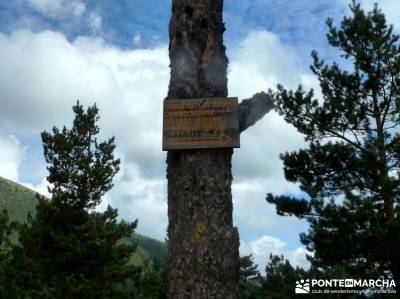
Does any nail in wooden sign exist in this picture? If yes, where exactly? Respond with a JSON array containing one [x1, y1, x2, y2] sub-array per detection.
[[163, 97, 240, 150]]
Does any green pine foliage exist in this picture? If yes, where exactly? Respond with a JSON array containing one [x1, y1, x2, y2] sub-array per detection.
[[262, 255, 306, 299], [0, 209, 22, 298], [0, 176, 168, 267], [237, 254, 335, 299], [14, 102, 139, 298], [240, 254, 261, 282], [239, 254, 262, 299], [267, 0, 400, 290], [259, 255, 364, 299], [135, 260, 166, 299]]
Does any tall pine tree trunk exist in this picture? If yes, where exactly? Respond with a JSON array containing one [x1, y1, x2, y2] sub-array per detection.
[[166, 0, 240, 298]]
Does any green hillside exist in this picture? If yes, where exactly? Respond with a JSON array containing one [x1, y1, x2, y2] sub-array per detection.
[[0, 176, 167, 266], [126, 233, 167, 266], [0, 176, 38, 223]]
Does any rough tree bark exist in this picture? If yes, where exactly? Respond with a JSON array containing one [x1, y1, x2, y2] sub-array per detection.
[[166, 1, 273, 298]]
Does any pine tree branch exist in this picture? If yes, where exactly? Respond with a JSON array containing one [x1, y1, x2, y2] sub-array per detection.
[[239, 92, 274, 133], [324, 129, 364, 151]]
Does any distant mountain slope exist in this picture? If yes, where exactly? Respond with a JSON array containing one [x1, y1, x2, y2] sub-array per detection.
[[0, 176, 38, 223], [0, 176, 167, 265], [127, 233, 167, 266]]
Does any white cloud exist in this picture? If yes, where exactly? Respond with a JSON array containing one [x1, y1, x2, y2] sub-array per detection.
[[228, 30, 314, 97], [232, 176, 309, 273], [105, 163, 168, 241], [233, 111, 306, 181], [22, 176, 51, 198], [248, 235, 287, 256], [29, 0, 85, 19], [0, 28, 169, 239], [0, 30, 116, 131], [227, 30, 311, 241], [88, 12, 102, 32], [228, 30, 316, 182], [0, 133, 24, 181], [0, 30, 169, 178], [228, 30, 314, 273], [233, 178, 303, 230], [0, 28, 312, 248], [241, 235, 311, 274], [287, 247, 311, 269]]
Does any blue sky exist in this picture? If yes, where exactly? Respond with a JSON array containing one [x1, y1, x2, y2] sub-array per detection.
[[1, 0, 345, 57], [1, 0, 399, 272]]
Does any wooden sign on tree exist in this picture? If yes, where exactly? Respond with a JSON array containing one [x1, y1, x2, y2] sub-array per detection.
[[163, 97, 240, 150]]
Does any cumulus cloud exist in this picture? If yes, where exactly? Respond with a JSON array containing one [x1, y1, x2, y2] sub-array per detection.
[[233, 178, 306, 230], [29, 0, 85, 19], [0, 28, 169, 239], [0, 133, 24, 181], [232, 176, 309, 273], [228, 30, 317, 96], [228, 30, 312, 243], [105, 164, 168, 240], [229, 30, 317, 182], [0, 136, 51, 198], [0, 28, 313, 248], [244, 235, 287, 257], [0, 29, 169, 177], [22, 176, 51, 198], [241, 235, 311, 274]]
